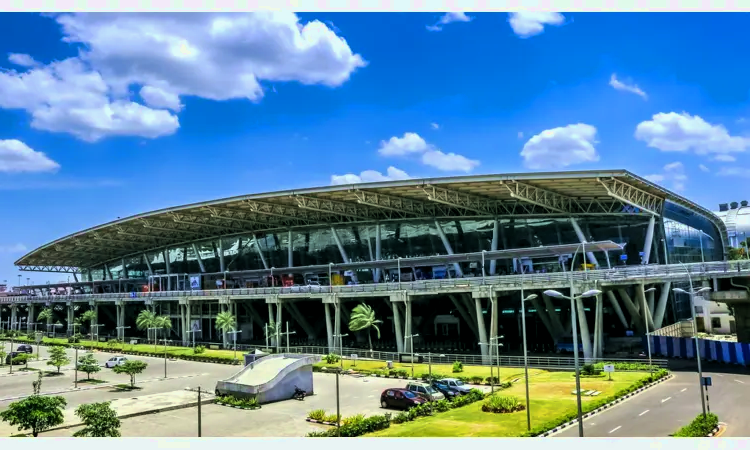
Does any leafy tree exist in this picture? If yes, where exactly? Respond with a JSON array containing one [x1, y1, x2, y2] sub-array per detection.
[[215, 311, 237, 344], [136, 309, 157, 344], [113, 360, 148, 387], [36, 308, 52, 325], [348, 303, 383, 356], [47, 346, 70, 374], [72, 402, 121, 437], [76, 309, 97, 341], [264, 320, 278, 346], [77, 353, 101, 380], [0, 395, 66, 436], [154, 315, 172, 344], [0, 348, 6, 366], [13, 353, 31, 368]]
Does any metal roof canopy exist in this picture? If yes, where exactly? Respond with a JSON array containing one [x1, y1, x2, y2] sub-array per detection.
[[15, 169, 727, 271]]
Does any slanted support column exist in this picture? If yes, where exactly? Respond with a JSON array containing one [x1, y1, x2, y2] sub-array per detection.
[[653, 282, 672, 329], [434, 220, 463, 277], [284, 301, 315, 339], [115, 300, 124, 340], [122, 258, 129, 279], [404, 297, 414, 354], [143, 254, 153, 276], [164, 250, 172, 291], [617, 288, 645, 334], [10, 304, 18, 331], [473, 297, 488, 359], [27, 303, 35, 332], [647, 289, 655, 315], [66, 302, 74, 334], [593, 295, 604, 359], [218, 240, 226, 273], [570, 218, 600, 268], [573, 287, 593, 361], [489, 218, 500, 275], [331, 227, 358, 283], [324, 302, 334, 352], [530, 296, 557, 340], [542, 294, 565, 339], [191, 243, 206, 273], [253, 235, 269, 270], [642, 215, 656, 264], [606, 291, 629, 329], [636, 284, 656, 331], [449, 294, 478, 338], [390, 294, 405, 353]]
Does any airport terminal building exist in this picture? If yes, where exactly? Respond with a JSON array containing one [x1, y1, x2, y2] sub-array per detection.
[[1, 170, 737, 358]]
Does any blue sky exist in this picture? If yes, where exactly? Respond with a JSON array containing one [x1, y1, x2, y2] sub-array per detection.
[[1, 12, 748, 285]]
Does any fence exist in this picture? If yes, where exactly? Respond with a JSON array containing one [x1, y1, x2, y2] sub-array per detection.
[[651, 319, 695, 338], [644, 335, 750, 367]]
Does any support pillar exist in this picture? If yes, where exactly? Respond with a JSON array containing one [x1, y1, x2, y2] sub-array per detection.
[[164, 250, 172, 291], [192, 243, 206, 273], [449, 294, 478, 338], [391, 296, 404, 353], [434, 220, 463, 277], [10, 304, 17, 330], [284, 301, 315, 339], [530, 296, 557, 340], [276, 300, 283, 348], [325, 303, 334, 352], [253, 234, 269, 270], [473, 297, 488, 359], [653, 282, 672, 329], [647, 289, 655, 317], [404, 297, 414, 354], [606, 291, 629, 329], [617, 288, 645, 334], [218, 240, 225, 273], [331, 227, 358, 283], [489, 218, 499, 275], [574, 290, 593, 361], [375, 223, 382, 283], [122, 258, 129, 279], [67, 302, 74, 334], [570, 218, 600, 268], [542, 294, 565, 339], [642, 215, 656, 264], [636, 284, 656, 331], [489, 294, 497, 364], [27, 303, 35, 332]]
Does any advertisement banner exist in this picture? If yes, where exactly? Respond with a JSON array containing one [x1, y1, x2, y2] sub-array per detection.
[[190, 276, 201, 290]]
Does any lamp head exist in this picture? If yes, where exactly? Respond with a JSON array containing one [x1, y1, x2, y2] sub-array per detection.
[[524, 294, 538, 301], [696, 287, 712, 294], [580, 289, 602, 298], [672, 287, 688, 295], [644, 287, 657, 294], [543, 289, 564, 298]]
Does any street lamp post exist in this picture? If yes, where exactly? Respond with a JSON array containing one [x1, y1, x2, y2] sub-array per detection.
[[673, 262, 711, 417], [186, 328, 202, 351], [8, 320, 18, 374], [332, 332, 348, 369], [544, 288, 602, 438], [227, 330, 242, 361], [74, 345, 80, 388], [641, 286, 657, 376], [116, 325, 131, 352], [90, 324, 105, 350], [405, 333, 419, 377], [481, 250, 486, 284], [520, 292, 538, 431], [279, 322, 295, 354]]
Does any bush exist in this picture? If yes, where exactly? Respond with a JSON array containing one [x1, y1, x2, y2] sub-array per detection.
[[342, 414, 365, 426], [433, 399, 451, 412], [12, 353, 31, 366], [470, 376, 484, 384], [482, 395, 526, 413], [485, 376, 500, 384], [452, 361, 464, 373], [307, 413, 391, 437], [67, 334, 83, 344], [217, 395, 259, 409], [392, 412, 409, 424], [673, 413, 719, 437], [307, 409, 326, 421], [192, 345, 205, 355], [582, 364, 602, 376], [323, 353, 340, 364], [323, 413, 341, 423], [592, 361, 657, 372]]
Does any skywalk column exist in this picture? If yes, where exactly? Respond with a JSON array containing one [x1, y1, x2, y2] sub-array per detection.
[[472, 295, 489, 361], [27, 303, 35, 332], [67, 301, 75, 335], [324, 302, 334, 352], [390, 294, 405, 353], [10, 304, 17, 330]]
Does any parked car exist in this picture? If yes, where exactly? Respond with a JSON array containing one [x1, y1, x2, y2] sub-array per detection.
[[104, 356, 128, 368], [5, 352, 25, 365], [439, 378, 472, 395], [430, 380, 460, 399], [380, 388, 427, 410], [16, 344, 33, 354], [405, 381, 445, 401]]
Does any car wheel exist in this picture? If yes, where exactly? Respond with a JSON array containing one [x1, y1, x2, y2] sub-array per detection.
[[381, 400, 388, 408]]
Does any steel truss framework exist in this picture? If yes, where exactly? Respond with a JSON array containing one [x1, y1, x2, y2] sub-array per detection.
[[15, 171, 728, 273]]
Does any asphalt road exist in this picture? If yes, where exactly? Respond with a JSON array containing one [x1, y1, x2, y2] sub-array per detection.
[[555, 367, 750, 437]]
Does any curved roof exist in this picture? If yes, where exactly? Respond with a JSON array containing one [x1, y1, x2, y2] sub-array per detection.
[[16, 169, 729, 273], [714, 206, 750, 245]]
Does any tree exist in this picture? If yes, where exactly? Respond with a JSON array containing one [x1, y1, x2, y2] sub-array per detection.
[[72, 402, 121, 437], [0, 348, 6, 366], [36, 308, 52, 326], [77, 353, 101, 380], [13, 353, 31, 368], [47, 346, 70, 374], [77, 309, 97, 342], [348, 303, 383, 356], [215, 311, 237, 345], [113, 360, 148, 387], [153, 315, 172, 344], [0, 395, 66, 437], [264, 320, 278, 347], [136, 309, 157, 344]]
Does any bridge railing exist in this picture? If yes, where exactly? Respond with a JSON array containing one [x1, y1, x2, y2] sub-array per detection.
[[4, 259, 750, 304]]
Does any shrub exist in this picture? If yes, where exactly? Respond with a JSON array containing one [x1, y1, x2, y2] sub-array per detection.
[[342, 414, 365, 426], [67, 334, 82, 344], [452, 361, 464, 373], [392, 412, 409, 424], [482, 395, 526, 413], [12, 353, 31, 366], [673, 413, 719, 437], [582, 364, 602, 376], [310, 413, 391, 437], [394, 369, 408, 378], [323, 413, 341, 423], [217, 395, 260, 409], [307, 409, 326, 421], [485, 376, 500, 384], [434, 399, 451, 412], [470, 376, 484, 384], [192, 345, 205, 355], [323, 353, 340, 364]]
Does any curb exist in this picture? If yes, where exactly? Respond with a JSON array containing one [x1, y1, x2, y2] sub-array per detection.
[[707, 423, 725, 437], [306, 418, 337, 426], [0, 367, 74, 378], [539, 374, 674, 437], [216, 402, 261, 411]]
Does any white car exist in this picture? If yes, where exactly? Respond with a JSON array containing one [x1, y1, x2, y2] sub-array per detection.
[[105, 356, 128, 368]]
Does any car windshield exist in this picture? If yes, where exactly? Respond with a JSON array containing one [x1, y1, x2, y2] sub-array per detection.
[[403, 391, 416, 399], [425, 386, 437, 394], [454, 380, 464, 386]]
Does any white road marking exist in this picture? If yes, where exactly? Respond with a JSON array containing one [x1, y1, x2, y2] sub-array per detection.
[[716, 374, 724, 377], [662, 397, 672, 403], [680, 388, 687, 392], [639, 410, 650, 416], [735, 379, 745, 384], [609, 426, 622, 434]]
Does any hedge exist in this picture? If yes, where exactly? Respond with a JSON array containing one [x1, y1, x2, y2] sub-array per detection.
[[672, 413, 719, 437]]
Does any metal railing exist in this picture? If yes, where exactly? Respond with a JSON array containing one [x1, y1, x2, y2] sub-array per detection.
[[5, 259, 750, 304]]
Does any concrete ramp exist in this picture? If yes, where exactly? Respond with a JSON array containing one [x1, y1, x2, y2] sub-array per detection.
[[215, 353, 319, 404]]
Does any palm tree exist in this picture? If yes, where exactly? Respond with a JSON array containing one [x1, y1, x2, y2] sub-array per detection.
[[136, 310, 157, 345], [264, 320, 278, 348], [215, 311, 237, 347], [348, 303, 383, 357], [37, 308, 52, 338], [76, 310, 97, 343], [153, 315, 172, 349]]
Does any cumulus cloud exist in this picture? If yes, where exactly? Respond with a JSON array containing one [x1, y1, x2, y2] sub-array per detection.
[[426, 12, 472, 31], [0, 139, 60, 173], [7, 53, 39, 68], [714, 154, 736, 162], [378, 132, 479, 173], [609, 74, 647, 100], [378, 132, 432, 156], [508, 12, 564, 38], [0, 13, 365, 141], [330, 166, 410, 185], [717, 167, 750, 178], [635, 112, 750, 158], [431, 122, 440, 130], [520, 123, 600, 170], [422, 150, 479, 172], [0, 243, 27, 253], [699, 164, 710, 172], [645, 161, 688, 192]]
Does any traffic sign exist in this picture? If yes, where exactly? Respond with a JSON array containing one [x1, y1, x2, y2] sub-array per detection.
[[603, 364, 615, 373]]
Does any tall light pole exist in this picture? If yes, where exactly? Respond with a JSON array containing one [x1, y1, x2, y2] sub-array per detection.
[[332, 333, 348, 369], [186, 328, 201, 351], [544, 288, 602, 438], [279, 322, 295, 354], [116, 325, 131, 352], [227, 329, 242, 361], [405, 333, 419, 377], [641, 286, 657, 375], [8, 320, 18, 374], [520, 292, 538, 431], [673, 262, 711, 417]]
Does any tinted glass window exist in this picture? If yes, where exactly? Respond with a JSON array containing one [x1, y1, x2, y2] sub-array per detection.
[[403, 391, 416, 399]]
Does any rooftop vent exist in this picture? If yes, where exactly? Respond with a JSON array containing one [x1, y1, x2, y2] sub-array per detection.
[[742, 200, 749, 207], [719, 203, 729, 212], [731, 202, 739, 209]]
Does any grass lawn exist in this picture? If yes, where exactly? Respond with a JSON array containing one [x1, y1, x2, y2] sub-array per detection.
[[315, 359, 546, 380], [369, 371, 649, 437]]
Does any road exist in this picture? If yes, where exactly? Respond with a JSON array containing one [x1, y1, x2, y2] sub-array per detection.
[[555, 367, 750, 437]]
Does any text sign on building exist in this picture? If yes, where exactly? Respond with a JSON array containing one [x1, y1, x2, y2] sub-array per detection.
[[603, 364, 615, 373]]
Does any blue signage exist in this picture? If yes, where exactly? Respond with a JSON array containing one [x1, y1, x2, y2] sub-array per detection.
[[620, 254, 628, 261], [129, 292, 137, 298]]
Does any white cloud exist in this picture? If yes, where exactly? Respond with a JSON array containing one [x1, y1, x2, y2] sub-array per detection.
[[378, 132, 431, 156], [699, 164, 710, 172], [426, 12, 472, 31], [7, 53, 39, 68], [717, 167, 750, 178], [0, 243, 27, 253], [714, 154, 736, 162], [635, 112, 750, 158], [0, 13, 365, 141], [609, 74, 647, 100], [431, 122, 440, 130], [422, 150, 479, 172], [645, 161, 687, 192], [508, 12, 564, 38], [330, 166, 410, 185], [0, 139, 60, 173], [520, 123, 600, 169]]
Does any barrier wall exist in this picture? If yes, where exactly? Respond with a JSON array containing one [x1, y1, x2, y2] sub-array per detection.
[[643, 335, 750, 366]]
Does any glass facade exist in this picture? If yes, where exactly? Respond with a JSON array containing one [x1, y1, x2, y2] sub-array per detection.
[[663, 201, 723, 264]]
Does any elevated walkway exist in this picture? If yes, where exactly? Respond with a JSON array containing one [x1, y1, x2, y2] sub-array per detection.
[[215, 354, 319, 404]]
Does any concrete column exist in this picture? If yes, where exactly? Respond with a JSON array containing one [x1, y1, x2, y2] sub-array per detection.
[[489, 295, 497, 364], [575, 292, 593, 361], [218, 240, 226, 273], [530, 296, 557, 340], [616, 288, 645, 334], [653, 282, 672, 329], [542, 294, 565, 339], [333, 298, 341, 352], [325, 303, 334, 351], [605, 291, 629, 329], [391, 297, 404, 353], [489, 218, 499, 275], [276, 300, 282, 348], [253, 235, 269, 270], [67, 303, 74, 334], [404, 298, 414, 354], [375, 223, 382, 283], [267, 303, 275, 347], [733, 304, 750, 344], [287, 230, 294, 268], [642, 215, 656, 264], [122, 258, 129, 279], [434, 220, 463, 277], [647, 289, 655, 316], [27, 303, 35, 332], [636, 285, 656, 331], [192, 243, 206, 273], [284, 301, 315, 339], [10, 304, 18, 330], [186, 302, 192, 344], [474, 297, 488, 358], [164, 250, 172, 291], [570, 218, 600, 268], [331, 227, 358, 283], [449, 294, 478, 337]]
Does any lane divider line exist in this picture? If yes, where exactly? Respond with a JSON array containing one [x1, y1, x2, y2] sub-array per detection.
[[680, 388, 687, 392], [661, 397, 671, 403], [609, 426, 622, 434], [639, 410, 649, 416]]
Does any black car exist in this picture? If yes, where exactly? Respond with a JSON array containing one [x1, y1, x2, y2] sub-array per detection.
[[5, 352, 23, 365], [430, 381, 460, 399], [16, 344, 33, 354]]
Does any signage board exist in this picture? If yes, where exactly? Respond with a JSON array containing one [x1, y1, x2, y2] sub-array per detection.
[[34, 332, 43, 344], [189, 276, 201, 290], [603, 364, 615, 373], [620, 254, 628, 261]]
